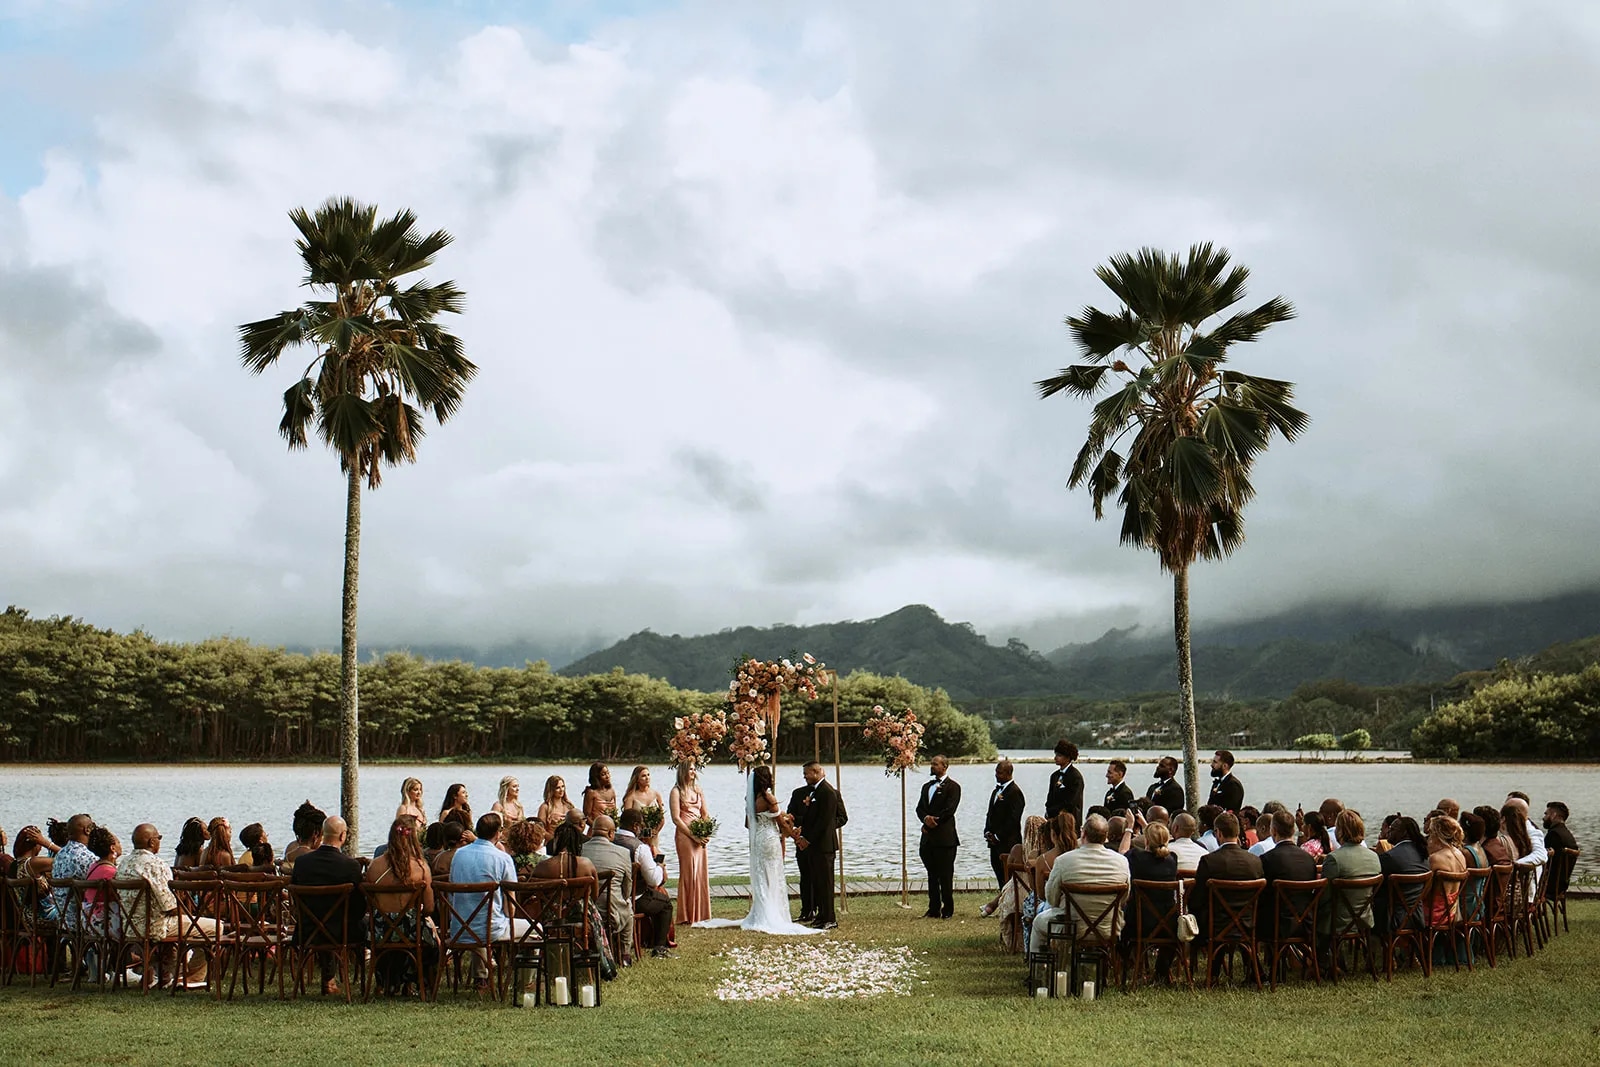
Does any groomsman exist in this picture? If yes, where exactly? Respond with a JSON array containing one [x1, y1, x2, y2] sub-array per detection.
[[983, 759, 1025, 890], [1103, 759, 1135, 813], [1208, 750, 1245, 813], [916, 755, 961, 919], [1146, 756, 1186, 812], [1044, 739, 1084, 830]]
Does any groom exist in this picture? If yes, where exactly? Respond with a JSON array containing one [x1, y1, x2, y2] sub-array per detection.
[[792, 762, 840, 929]]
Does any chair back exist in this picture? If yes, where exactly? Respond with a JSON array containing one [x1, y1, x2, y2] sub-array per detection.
[[1457, 867, 1491, 928], [435, 881, 503, 948], [1383, 871, 1433, 932], [3, 876, 49, 933], [108, 878, 161, 941], [1204, 878, 1265, 944], [1060, 881, 1129, 947], [220, 877, 288, 941], [362, 882, 431, 958], [1485, 864, 1514, 923], [1129, 879, 1181, 942], [1423, 869, 1465, 929], [1269, 878, 1325, 942], [1548, 848, 1579, 900], [287, 883, 360, 946], [1328, 874, 1383, 936]]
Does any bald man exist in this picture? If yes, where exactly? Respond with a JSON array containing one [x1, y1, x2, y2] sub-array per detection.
[[983, 759, 1026, 895], [291, 815, 365, 995]]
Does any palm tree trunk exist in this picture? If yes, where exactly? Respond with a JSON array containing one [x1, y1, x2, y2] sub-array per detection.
[[339, 465, 362, 856], [1173, 564, 1200, 812]]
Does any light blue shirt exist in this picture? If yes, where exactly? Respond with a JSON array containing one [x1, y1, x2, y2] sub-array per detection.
[[447, 839, 516, 941]]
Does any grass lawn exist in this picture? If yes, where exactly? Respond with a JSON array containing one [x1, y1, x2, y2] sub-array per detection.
[[6, 896, 1597, 1066]]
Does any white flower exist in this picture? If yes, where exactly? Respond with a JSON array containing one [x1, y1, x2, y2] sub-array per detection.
[[803, 653, 816, 665]]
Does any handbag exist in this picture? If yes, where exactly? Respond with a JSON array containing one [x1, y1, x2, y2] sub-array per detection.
[[1176, 881, 1199, 942]]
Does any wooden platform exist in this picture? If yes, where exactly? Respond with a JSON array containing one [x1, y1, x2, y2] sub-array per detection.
[[702, 877, 996, 900]]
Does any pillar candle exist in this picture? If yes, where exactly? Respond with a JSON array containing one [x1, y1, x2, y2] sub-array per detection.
[[1081, 980, 1096, 1001], [578, 984, 597, 1008], [553, 976, 570, 1005]]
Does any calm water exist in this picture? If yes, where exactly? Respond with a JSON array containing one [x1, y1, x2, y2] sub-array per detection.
[[2, 752, 1592, 881]]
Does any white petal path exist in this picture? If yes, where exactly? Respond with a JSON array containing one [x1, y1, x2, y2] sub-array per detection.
[[713, 940, 926, 1002]]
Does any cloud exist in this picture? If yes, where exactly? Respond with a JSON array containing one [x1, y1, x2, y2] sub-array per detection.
[[0, 0, 1597, 660]]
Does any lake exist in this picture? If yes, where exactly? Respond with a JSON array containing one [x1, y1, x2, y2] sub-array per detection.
[[2, 752, 1592, 882]]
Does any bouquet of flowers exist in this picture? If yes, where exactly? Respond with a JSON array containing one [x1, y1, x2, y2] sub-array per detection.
[[668, 709, 728, 768], [640, 804, 665, 838], [726, 653, 827, 771], [688, 815, 719, 842], [861, 704, 925, 776]]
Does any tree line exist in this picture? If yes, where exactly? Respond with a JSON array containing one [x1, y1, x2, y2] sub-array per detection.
[[0, 607, 996, 764]]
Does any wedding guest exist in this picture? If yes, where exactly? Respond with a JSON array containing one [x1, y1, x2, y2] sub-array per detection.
[[1044, 739, 1084, 829], [397, 778, 426, 824], [1299, 811, 1332, 859], [283, 801, 326, 872], [505, 818, 548, 880], [1475, 806, 1514, 868], [1247, 813, 1276, 856], [1544, 802, 1578, 894], [291, 816, 365, 997], [582, 815, 636, 964], [1191, 812, 1262, 973], [172, 817, 206, 870], [670, 764, 710, 925], [1107, 815, 1132, 855], [916, 755, 961, 920], [438, 783, 472, 826], [1197, 805, 1222, 852], [492, 777, 525, 826], [237, 823, 273, 869], [617, 808, 674, 958], [199, 816, 235, 868], [1437, 798, 1461, 821], [1124, 821, 1178, 982], [1239, 806, 1263, 847], [364, 817, 437, 995], [538, 776, 577, 832], [430, 820, 468, 880], [621, 766, 666, 852], [530, 820, 598, 882], [9, 826, 58, 926], [1031, 813, 1129, 953], [1170, 813, 1208, 871], [1260, 810, 1316, 942], [49, 813, 96, 926], [582, 763, 616, 823], [83, 826, 121, 926], [1374, 815, 1429, 932], [1426, 815, 1467, 922]]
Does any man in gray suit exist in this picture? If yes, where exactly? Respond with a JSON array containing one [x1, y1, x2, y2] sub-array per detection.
[[582, 815, 635, 964]]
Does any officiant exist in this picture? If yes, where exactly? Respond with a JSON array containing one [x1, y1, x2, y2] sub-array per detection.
[[791, 762, 840, 929]]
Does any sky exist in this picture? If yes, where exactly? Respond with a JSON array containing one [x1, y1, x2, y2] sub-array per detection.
[[2, 0, 1598, 663]]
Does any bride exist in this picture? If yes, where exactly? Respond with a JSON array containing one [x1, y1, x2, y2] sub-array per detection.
[[694, 764, 820, 935]]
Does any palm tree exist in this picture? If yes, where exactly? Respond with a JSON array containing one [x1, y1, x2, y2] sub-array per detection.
[[1037, 244, 1307, 812], [239, 197, 475, 853]]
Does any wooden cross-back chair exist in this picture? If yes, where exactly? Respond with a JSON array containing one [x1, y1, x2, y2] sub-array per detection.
[[1379, 871, 1433, 980], [1126, 879, 1186, 990], [286, 882, 362, 1003], [1265, 878, 1326, 990], [1201, 878, 1265, 991], [1325, 875, 1382, 983], [219, 876, 288, 1000], [433, 881, 505, 999], [362, 882, 434, 1001]]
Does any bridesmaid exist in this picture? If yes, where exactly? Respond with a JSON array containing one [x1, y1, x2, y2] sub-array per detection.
[[622, 766, 666, 853], [397, 777, 426, 824], [671, 764, 711, 924], [492, 776, 525, 826], [582, 763, 616, 823]]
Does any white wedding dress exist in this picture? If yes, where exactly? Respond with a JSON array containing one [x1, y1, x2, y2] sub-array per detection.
[[693, 776, 820, 935]]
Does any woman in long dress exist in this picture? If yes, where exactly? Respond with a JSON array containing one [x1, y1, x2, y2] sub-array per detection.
[[671, 764, 711, 924], [492, 776, 525, 826], [622, 766, 666, 854], [694, 765, 821, 935]]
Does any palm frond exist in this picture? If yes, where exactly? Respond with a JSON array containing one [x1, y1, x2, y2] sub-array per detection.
[[238, 310, 311, 373], [1066, 307, 1145, 359], [1206, 297, 1296, 347], [1166, 435, 1221, 507], [278, 378, 317, 448], [1036, 364, 1111, 399], [1200, 400, 1269, 466], [1222, 372, 1310, 440]]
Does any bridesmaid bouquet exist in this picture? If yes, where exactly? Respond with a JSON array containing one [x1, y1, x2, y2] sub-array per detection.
[[668, 709, 728, 768], [861, 704, 925, 776], [688, 816, 719, 841], [640, 804, 666, 838], [726, 653, 827, 771]]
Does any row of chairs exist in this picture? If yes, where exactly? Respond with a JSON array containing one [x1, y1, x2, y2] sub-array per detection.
[[1017, 847, 1579, 995], [0, 872, 605, 1006]]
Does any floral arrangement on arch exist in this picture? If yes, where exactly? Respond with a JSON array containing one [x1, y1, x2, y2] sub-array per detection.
[[726, 653, 827, 771], [668, 709, 729, 768], [861, 704, 925, 776]]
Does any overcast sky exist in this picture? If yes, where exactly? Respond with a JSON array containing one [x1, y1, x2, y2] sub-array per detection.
[[1, 0, 1597, 661]]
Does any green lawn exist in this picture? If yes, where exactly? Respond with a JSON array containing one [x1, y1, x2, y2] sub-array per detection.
[[7, 897, 1598, 1066]]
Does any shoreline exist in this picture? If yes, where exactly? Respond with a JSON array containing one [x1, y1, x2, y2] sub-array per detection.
[[5, 755, 1600, 768]]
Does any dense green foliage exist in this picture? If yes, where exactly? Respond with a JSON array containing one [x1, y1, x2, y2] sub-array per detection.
[[0, 607, 994, 763], [1411, 664, 1600, 759]]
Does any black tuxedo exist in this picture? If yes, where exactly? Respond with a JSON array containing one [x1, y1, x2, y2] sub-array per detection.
[[1208, 772, 1245, 814], [1045, 764, 1084, 829], [983, 780, 1026, 888], [916, 775, 961, 917], [1104, 781, 1135, 814], [1546, 823, 1578, 893], [787, 785, 814, 919], [290, 844, 365, 981], [1260, 841, 1317, 940], [796, 779, 840, 924], [1146, 776, 1185, 813]]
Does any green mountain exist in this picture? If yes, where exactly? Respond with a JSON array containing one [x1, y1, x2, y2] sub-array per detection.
[[557, 604, 1064, 700]]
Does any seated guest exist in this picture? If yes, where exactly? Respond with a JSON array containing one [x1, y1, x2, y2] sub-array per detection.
[[1436, 798, 1461, 821], [1426, 815, 1467, 925], [1021, 813, 1074, 946], [1506, 792, 1547, 865], [1374, 815, 1429, 932], [199, 817, 234, 868], [1260, 810, 1317, 942], [1197, 805, 1222, 852], [9, 826, 60, 924], [172, 817, 206, 870], [290, 816, 365, 996], [993, 815, 1047, 949], [1319, 809, 1382, 936], [82, 827, 122, 931], [282, 801, 326, 872], [236, 823, 271, 869], [1107, 815, 1131, 855], [1191, 811, 1264, 947], [431, 820, 469, 880], [1248, 814, 1276, 857], [504, 818, 548, 880], [531, 820, 599, 882], [116, 823, 220, 985], [1299, 811, 1332, 859], [49, 813, 97, 929], [1503, 795, 1547, 886], [422, 822, 446, 864], [1030, 813, 1130, 954], [447, 813, 525, 988], [1476, 806, 1514, 868], [1543, 802, 1578, 894], [1123, 821, 1178, 982], [1169, 813, 1208, 872], [1130, 806, 1169, 852], [1238, 806, 1262, 847], [582, 814, 636, 964], [617, 808, 675, 958], [364, 818, 438, 995]]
